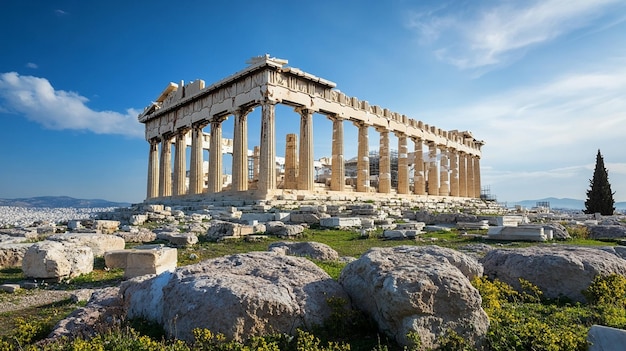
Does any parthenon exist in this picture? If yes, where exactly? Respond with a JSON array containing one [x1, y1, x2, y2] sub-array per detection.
[[138, 55, 484, 202]]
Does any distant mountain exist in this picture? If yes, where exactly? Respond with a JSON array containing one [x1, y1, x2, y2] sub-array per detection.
[[0, 196, 131, 208], [510, 197, 626, 211]]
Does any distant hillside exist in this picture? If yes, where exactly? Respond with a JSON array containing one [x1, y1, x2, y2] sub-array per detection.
[[510, 197, 626, 210], [0, 196, 131, 208]]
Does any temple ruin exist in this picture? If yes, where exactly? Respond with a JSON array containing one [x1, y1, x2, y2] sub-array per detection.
[[138, 55, 484, 202]]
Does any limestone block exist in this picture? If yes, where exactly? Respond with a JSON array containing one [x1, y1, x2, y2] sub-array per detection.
[[457, 221, 490, 230], [289, 213, 320, 225], [320, 217, 362, 228], [125, 247, 177, 278], [143, 204, 164, 212], [105, 245, 177, 279], [0, 243, 33, 268], [156, 232, 198, 247], [495, 216, 523, 227], [48, 233, 125, 257], [22, 241, 94, 279], [130, 215, 148, 226], [240, 213, 276, 223], [361, 218, 375, 229], [487, 226, 547, 242], [395, 222, 426, 231], [382, 229, 422, 239], [93, 220, 120, 234]]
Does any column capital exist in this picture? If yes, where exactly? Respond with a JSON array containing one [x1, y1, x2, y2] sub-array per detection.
[[374, 126, 389, 134], [235, 106, 254, 117], [393, 131, 406, 138], [326, 113, 345, 122], [294, 106, 314, 116]]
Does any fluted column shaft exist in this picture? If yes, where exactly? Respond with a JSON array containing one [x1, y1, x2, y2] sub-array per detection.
[[189, 124, 205, 195], [173, 130, 188, 196], [450, 149, 460, 197], [377, 129, 391, 193], [467, 154, 475, 198], [413, 138, 425, 195], [159, 135, 172, 197], [207, 120, 223, 193], [330, 116, 345, 191], [356, 122, 369, 192], [459, 152, 468, 197], [232, 108, 251, 191], [427, 142, 439, 195], [284, 134, 298, 189], [297, 108, 314, 191], [439, 146, 450, 196], [147, 139, 159, 199], [258, 102, 276, 192], [396, 133, 409, 194], [473, 156, 481, 199]]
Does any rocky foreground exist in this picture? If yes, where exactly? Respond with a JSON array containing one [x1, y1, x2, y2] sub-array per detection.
[[1, 201, 626, 350]]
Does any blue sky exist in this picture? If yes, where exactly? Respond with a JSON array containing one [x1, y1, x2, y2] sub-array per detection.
[[1, 0, 625, 205]]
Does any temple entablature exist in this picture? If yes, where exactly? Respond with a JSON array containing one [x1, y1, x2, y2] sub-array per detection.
[[138, 55, 485, 201]]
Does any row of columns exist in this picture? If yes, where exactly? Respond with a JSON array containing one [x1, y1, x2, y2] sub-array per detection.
[[146, 102, 481, 199]]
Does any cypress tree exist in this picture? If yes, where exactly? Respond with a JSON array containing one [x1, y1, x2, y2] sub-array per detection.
[[584, 150, 615, 215]]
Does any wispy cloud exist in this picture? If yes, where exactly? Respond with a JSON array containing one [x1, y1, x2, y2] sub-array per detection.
[[55, 9, 68, 16], [0, 72, 143, 138], [418, 58, 626, 201], [25, 62, 38, 69], [407, 0, 626, 69]]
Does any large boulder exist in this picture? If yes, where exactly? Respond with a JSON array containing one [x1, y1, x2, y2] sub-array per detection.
[[48, 233, 125, 257], [268, 241, 339, 261], [22, 241, 94, 279], [121, 251, 349, 342], [339, 245, 487, 349], [481, 246, 626, 302]]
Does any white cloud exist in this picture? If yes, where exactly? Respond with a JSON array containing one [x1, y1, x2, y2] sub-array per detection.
[[25, 62, 38, 69], [418, 59, 626, 201], [55, 9, 68, 16], [0, 72, 143, 138], [407, 0, 626, 69]]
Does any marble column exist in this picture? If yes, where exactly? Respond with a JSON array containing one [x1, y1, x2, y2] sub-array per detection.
[[159, 134, 172, 197], [355, 122, 369, 192], [258, 102, 276, 192], [427, 141, 439, 195], [253, 146, 260, 182], [207, 119, 223, 193], [449, 149, 460, 197], [396, 133, 409, 194], [284, 133, 298, 189], [330, 115, 345, 192], [438, 146, 450, 196], [413, 138, 425, 195], [173, 129, 188, 196], [467, 154, 475, 198], [378, 128, 391, 194], [473, 156, 481, 199], [232, 108, 252, 191], [297, 108, 314, 191], [189, 123, 205, 195], [459, 152, 468, 197], [147, 139, 159, 199]]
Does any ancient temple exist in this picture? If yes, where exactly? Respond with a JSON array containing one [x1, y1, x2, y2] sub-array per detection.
[[138, 55, 484, 201]]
